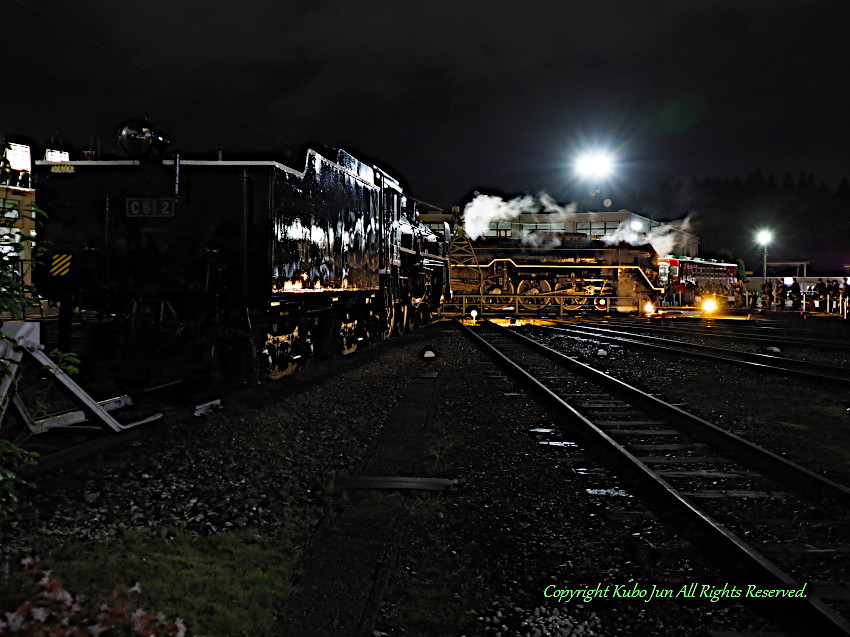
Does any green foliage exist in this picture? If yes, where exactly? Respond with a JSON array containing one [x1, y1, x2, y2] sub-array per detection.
[[0, 439, 37, 523], [1, 558, 187, 635], [30, 529, 297, 635], [43, 350, 81, 376], [1, 197, 49, 520]]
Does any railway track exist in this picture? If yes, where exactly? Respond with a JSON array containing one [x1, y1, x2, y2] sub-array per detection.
[[581, 317, 850, 353], [533, 321, 850, 384], [460, 319, 850, 635]]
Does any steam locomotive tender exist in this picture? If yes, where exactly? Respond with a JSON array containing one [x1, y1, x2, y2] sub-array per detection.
[[34, 147, 449, 383]]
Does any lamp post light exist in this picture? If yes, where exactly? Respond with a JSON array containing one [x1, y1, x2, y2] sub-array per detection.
[[575, 152, 614, 180], [756, 230, 772, 279], [574, 151, 615, 210]]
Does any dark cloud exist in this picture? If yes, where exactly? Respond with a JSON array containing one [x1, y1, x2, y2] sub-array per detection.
[[2, 0, 848, 203]]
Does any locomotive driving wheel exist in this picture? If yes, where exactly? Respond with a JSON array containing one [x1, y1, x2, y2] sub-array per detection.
[[336, 311, 368, 356], [409, 303, 430, 330], [517, 279, 552, 310], [379, 291, 398, 340], [555, 281, 589, 307], [482, 274, 515, 309], [264, 323, 312, 380], [393, 302, 408, 336]]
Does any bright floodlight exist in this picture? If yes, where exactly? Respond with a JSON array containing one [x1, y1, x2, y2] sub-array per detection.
[[575, 152, 613, 179], [756, 230, 772, 245]]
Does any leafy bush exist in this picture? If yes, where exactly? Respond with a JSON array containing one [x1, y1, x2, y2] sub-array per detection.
[[0, 440, 36, 523], [1, 558, 188, 635]]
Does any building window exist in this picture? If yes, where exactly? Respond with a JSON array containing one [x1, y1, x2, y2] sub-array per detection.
[[522, 222, 562, 232], [575, 221, 621, 236], [485, 222, 513, 237]]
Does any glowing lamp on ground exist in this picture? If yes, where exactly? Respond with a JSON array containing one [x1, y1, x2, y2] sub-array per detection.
[[470, 309, 478, 324], [702, 298, 719, 314]]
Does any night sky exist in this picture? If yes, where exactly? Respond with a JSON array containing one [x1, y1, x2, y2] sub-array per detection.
[[3, 1, 849, 253]]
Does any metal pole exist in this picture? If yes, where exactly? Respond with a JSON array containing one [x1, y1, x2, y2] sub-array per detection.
[[762, 245, 768, 279], [104, 194, 110, 284]]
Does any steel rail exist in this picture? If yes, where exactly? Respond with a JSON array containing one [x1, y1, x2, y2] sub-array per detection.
[[505, 322, 850, 504], [458, 319, 850, 635], [583, 318, 850, 352], [536, 322, 850, 384]]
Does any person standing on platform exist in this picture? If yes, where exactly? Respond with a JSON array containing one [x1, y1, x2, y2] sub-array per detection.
[[774, 279, 786, 310], [790, 278, 802, 311], [761, 278, 773, 310]]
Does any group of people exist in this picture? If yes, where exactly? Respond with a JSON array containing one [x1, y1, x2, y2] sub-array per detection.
[[664, 277, 850, 313], [759, 278, 801, 310], [759, 277, 848, 311]]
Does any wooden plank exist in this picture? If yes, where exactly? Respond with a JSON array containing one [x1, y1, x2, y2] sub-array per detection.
[[334, 476, 456, 492]]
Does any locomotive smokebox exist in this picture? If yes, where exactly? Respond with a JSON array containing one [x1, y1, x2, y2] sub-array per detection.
[[116, 118, 171, 158]]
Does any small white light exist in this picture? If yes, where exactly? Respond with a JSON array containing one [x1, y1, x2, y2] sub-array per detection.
[[756, 230, 772, 245], [643, 302, 655, 315], [784, 277, 794, 286], [630, 220, 644, 232]]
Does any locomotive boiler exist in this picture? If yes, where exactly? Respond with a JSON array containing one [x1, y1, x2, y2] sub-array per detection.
[[33, 141, 449, 384]]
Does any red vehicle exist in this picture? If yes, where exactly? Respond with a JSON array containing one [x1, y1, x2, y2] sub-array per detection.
[[658, 257, 738, 289], [658, 256, 739, 307]]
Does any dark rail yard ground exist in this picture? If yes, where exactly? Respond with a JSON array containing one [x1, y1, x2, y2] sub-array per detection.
[[2, 315, 850, 635]]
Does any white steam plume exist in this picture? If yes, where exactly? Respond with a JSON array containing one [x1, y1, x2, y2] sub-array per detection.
[[462, 192, 577, 240], [601, 214, 695, 257], [462, 194, 537, 239]]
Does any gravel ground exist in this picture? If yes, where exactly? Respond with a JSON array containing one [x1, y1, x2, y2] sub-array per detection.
[[2, 321, 833, 635], [372, 325, 777, 636]]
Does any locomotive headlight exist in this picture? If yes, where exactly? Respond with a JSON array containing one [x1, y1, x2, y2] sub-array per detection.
[[643, 302, 655, 315], [595, 298, 607, 307], [702, 298, 718, 314]]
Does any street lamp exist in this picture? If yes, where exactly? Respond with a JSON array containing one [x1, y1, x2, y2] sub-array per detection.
[[575, 152, 614, 180], [756, 230, 772, 279], [574, 151, 615, 209]]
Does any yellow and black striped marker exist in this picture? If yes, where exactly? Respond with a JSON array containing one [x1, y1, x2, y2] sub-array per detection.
[[50, 254, 72, 276]]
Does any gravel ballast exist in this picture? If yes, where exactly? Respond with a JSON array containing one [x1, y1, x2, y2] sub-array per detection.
[[3, 320, 843, 635]]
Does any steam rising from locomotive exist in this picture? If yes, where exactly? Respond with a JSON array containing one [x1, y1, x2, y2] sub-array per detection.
[[601, 214, 695, 258]]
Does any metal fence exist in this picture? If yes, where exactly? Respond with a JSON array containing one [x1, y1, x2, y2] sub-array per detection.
[[440, 293, 643, 317]]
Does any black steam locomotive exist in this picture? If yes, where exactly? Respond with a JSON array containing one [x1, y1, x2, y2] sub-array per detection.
[[33, 133, 449, 385], [446, 230, 661, 315]]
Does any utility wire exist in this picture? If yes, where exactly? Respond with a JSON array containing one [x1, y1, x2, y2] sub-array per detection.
[[4, 0, 294, 146]]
